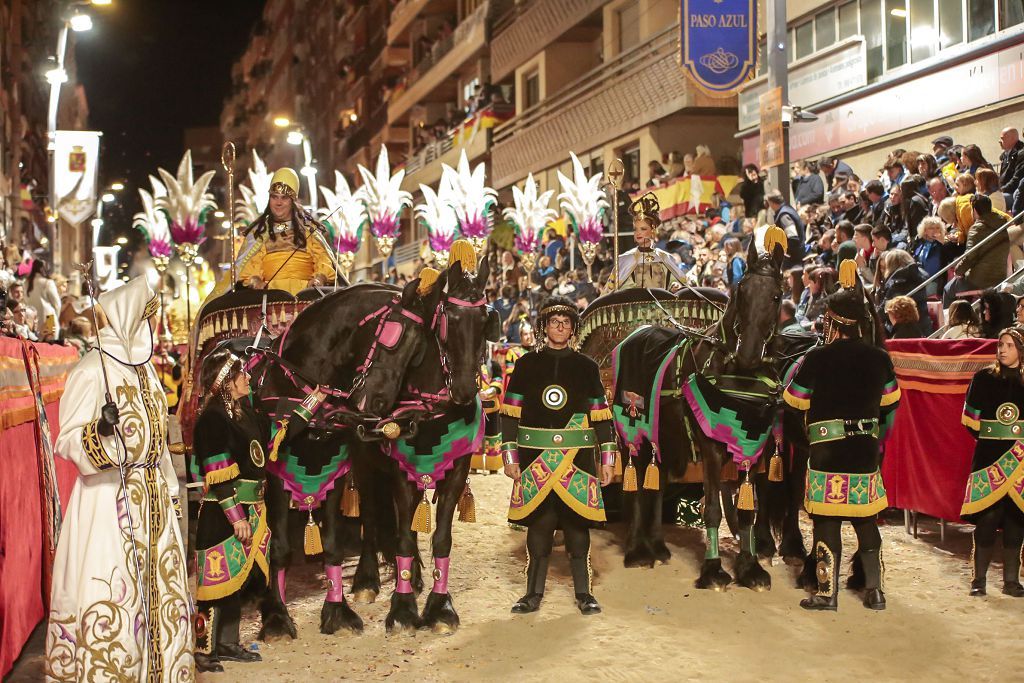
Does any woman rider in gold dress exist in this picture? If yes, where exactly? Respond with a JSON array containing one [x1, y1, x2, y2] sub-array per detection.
[[239, 168, 335, 295]]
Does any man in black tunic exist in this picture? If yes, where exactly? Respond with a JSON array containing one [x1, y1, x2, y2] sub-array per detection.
[[783, 260, 901, 611], [501, 296, 617, 614], [960, 326, 1024, 597]]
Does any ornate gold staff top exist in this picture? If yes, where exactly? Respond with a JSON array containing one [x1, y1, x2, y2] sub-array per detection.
[[221, 141, 237, 286], [605, 158, 624, 286]]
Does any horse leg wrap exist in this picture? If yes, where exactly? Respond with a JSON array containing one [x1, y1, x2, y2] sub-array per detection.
[[276, 569, 287, 603], [325, 564, 344, 602], [705, 527, 720, 560], [432, 557, 450, 594], [396, 555, 414, 594], [739, 527, 755, 556]]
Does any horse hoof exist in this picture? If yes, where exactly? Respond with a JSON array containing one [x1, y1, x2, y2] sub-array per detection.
[[624, 545, 656, 569], [735, 553, 772, 591], [651, 541, 672, 564], [695, 560, 732, 591], [385, 592, 420, 634], [783, 554, 807, 567], [320, 599, 364, 635], [420, 591, 460, 635], [351, 588, 379, 605], [258, 609, 298, 641]]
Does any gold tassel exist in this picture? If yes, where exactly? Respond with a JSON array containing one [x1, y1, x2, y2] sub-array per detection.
[[613, 451, 623, 477], [411, 489, 432, 533], [622, 456, 638, 492], [457, 481, 476, 523], [768, 454, 784, 482], [341, 478, 360, 518], [269, 419, 289, 462], [643, 461, 660, 490], [304, 511, 323, 555], [737, 479, 756, 511]]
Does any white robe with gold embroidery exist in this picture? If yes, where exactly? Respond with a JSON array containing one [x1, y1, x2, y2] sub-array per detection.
[[45, 277, 194, 682]]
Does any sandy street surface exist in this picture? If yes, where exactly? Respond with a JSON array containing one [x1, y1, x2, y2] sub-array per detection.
[[10, 471, 1022, 682], [203, 472, 1021, 683]]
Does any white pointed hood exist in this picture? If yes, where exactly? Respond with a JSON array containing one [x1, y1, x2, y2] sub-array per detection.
[[97, 276, 156, 366]]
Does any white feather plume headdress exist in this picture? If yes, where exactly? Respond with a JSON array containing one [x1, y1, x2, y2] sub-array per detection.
[[133, 175, 172, 258], [357, 145, 412, 240], [557, 152, 608, 246], [441, 149, 497, 239], [503, 173, 557, 256], [319, 171, 367, 255], [155, 150, 217, 246], [415, 176, 459, 254], [234, 150, 273, 226]]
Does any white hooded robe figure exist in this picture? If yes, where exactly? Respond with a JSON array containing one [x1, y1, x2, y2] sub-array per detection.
[[45, 276, 194, 682]]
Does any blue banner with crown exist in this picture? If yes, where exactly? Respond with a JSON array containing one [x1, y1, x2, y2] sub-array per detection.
[[679, 0, 758, 97]]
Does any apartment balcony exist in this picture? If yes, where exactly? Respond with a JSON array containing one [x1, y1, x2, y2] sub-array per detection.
[[387, 1, 490, 125], [399, 122, 490, 193], [370, 123, 408, 152], [491, 27, 731, 188], [491, 0, 606, 82], [386, 0, 433, 46]]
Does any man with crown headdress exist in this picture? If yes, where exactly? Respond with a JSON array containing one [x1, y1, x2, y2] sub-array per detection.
[[783, 260, 900, 612], [615, 192, 686, 290], [238, 168, 335, 296], [45, 276, 194, 682]]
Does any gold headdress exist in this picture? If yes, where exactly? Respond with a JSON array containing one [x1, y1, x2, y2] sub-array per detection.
[[210, 353, 242, 393], [762, 226, 788, 255], [417, 267, 440, 295], [269, 167, 300, 200], [630, 192, 661, 227]]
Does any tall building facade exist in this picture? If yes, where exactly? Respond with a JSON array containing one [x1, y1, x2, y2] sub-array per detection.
[[740, 0, 1024, 177]]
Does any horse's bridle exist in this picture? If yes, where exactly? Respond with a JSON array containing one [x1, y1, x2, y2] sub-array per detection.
[[430, 293, 487, 392], [349, 296, 426, 392]]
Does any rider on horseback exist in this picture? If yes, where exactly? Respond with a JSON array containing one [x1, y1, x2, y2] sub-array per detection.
[[783, 260, 901, 612], [502, 296, 617, 615], [239, 168, 335, 295]]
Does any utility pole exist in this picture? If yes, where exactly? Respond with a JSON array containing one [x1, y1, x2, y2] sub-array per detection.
[[766, 0, 790, 203]]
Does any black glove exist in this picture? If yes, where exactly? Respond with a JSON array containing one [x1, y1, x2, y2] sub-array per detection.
[[97, 401, 119, 437]]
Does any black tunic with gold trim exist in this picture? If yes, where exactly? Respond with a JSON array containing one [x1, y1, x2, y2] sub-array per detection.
[[194, 401, 271, 602], [501, 347, 616, 526], [960, 367, 1024, 521], [783, 339, 901, 517]]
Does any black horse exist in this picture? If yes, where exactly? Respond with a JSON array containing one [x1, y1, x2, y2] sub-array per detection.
[[349, 255, 497, 634], [614, 237, 785, 590], [254, 278, 445, 638]]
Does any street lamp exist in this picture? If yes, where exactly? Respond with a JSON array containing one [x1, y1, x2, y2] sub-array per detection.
[[273, 116, 291, 128], [45, 67, 68, 85], [101, 192, 115, 203], [286, 130, 304, 146], [110, 181, 124, 191], [69, 11, 93, 32]]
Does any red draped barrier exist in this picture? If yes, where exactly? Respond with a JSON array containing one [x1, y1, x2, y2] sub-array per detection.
[[0, 339, 78, 678], [882, 338, 997, 522]]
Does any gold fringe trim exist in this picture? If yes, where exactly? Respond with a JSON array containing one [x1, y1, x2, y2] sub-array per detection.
[[341, 477, 360, 518], [622, 457, 638, 492], [411, 490, 432, 533], [457, 481, 476, 523], [768, 454, 784, 482], [204, 463, 240, 488], [269, 418, 289, 462], [589, 408, 613, 422], [880, 387, 902, 407], [782, 390, 810, 411], [500, 404, 522, 418]]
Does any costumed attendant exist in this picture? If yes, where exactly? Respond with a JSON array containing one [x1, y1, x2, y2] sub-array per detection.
[[239, 168, 335, 295], [471, 351, 505, 472], [960, 327, 1024, 597], [193, 348, 270, 671], [615, 192, 686, 290], [502, 296, 617, 614], [45, 276, 194, 682], [502, 321, 535, 393], [783, 260, 900, 611]]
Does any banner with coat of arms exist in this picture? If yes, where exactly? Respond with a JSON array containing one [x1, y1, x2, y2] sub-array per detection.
[[53, 130, 102, 229], [679, 0, 758, 97]]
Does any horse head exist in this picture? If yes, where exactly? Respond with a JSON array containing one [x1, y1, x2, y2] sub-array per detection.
[[432, 243, 497, 406], [721, 237, 785, 372]]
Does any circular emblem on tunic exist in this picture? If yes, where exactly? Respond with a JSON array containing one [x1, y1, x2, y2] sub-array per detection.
[[250, 440, 265, 467], [997, 402, 1020, 425], [818, 426, 828, 437], [542, 385, 567, 410]]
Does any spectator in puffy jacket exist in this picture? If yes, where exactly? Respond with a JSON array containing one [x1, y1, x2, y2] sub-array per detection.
[[876, 249, 933, 336], [944, 194, 1011, 306]]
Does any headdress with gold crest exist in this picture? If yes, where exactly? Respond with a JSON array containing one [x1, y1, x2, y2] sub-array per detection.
[[822, 259, 868, 342], [630, 192, 661, 228], [269, 167, 300, 201]]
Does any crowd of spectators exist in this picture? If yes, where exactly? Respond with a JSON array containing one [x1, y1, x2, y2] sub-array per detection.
[[444, 127, 1024, 345]]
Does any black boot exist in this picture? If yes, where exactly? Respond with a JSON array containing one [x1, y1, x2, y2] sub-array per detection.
[[511, 555, 549, 613], [195, 653, 224, 673], [570, 554, 601, 615], [971, 540, 994, 596], [195, 605, 223, 672], [859, 548, 886, 610], [217, 642, 262, 663], [1002, 542, 1024, 597], [800, 541, 839, 611]]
